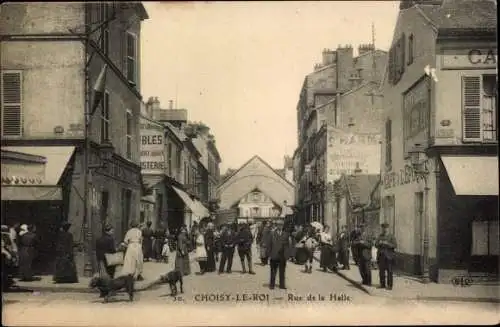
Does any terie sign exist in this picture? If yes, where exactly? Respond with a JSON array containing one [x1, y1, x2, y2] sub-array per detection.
[[140, 118, 165, 173]]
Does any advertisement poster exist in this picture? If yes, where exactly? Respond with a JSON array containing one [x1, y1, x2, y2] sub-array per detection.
[[140, 117, 165, 174]]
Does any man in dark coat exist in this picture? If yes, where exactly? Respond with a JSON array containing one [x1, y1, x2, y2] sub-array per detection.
[[258, 221, 272, 265], [218, 224, 236, 274], [338, 225, 350, 270], [204, 222, 216, 272], [350, 226, 361, 265], [375, 223, 397, 290], [237, 223, 255, 274], [353, 224, 373, 286], [18, 224, 38, 281], [142, 221, 154, 262], [53, 222, 78, 283], [266, 220, 291, 289], [96, 224, 117, 279]]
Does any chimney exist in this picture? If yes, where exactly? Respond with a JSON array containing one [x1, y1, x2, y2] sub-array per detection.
[[152, 97, 161, 110], [353, 162, 362, 175], [358, 43, 375, 56], [322, 48, 336, 66], [169, 100, 173, 110]]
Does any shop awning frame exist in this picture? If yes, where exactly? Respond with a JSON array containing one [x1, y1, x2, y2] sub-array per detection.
[[441, 155, 498, 196], [171, 186, 208, 222], [1, 185, 62, 201]]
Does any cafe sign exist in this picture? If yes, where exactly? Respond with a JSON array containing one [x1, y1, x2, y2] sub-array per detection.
[[140, 117, 165, 174], [441, 48, 497, 69]]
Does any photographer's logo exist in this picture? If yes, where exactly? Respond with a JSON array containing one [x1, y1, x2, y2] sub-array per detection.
[[451, 276, 473, 287]]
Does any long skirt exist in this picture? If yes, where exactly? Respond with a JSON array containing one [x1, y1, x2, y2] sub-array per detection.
[[116, 243, 143, 279], [259, 245, 268, 259], [142, 239, 153, 259], [53, 254, 78, 283], [175, 252, 191, 276], [319, 244, 336, 270], [18, 246, 35, 281], [205, 249, 216, 272], [295, 247, 308, 265]]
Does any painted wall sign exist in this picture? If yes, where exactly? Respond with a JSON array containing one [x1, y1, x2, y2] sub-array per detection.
[[441, 49, 497, 69], [326, 128, 380, 182], [140, 118, 165, 174], [382, 163, 429, 189]]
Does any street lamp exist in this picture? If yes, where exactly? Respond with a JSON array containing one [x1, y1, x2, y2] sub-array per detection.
[[408, 143, 431, 283]]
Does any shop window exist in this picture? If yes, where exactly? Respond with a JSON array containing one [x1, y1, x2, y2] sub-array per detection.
[[1, 71, 23, 137], [462, 75, 498, 142], [472, 220, 499, 256], [100, 91, 110, 142]]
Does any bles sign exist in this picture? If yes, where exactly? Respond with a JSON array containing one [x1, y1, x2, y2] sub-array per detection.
[[140, 121, 165, 172]]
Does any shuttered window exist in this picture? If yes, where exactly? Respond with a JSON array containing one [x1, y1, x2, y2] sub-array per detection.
[[462, 76, 482, 141], [100, 91, 110, 142], [126, 110, 132, 159], [385, 119, 392, 169], [1, 71, 23, 137], [126, 32, 137, 85]]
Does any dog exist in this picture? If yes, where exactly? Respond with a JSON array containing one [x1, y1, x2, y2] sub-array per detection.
[[158, 270, 183, 296], [89, 275, 135, 303]]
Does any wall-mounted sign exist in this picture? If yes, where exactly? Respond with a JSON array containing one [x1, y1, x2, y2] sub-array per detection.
[[140, 118, 165, 174], [382, 163, 429, 189], [436, 128, 455, 138], [441, 49, 497, 69], [326, 128, 381, 182]]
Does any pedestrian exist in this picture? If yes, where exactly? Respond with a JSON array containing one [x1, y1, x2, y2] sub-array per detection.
[[237, 223, 255, 274], [9, 223, 19, 254], [195, 226, 208, 274], [2, 237, 17, 290], [218, 224, 236, 274], [116, 221, 144, 281], [96, 224, 117, 279], [53, 222, 78, 284], [353, 224, 373, 286], [302, 226, 319, 273], [142, 221, 154, 262], [190, 222, 198, 251], [258, 221, 271, 265], [204, 222, 216, 272], [319, 225, 336, 272], [350, 226, 361, 266], [266, 220, 291, 290], [375, 223, 397, 290], [18, 224, 38, 281], [175, 225, 191, 276], [337, 225, 350, 270]]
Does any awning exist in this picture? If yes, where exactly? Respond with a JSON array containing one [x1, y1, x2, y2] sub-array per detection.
[[171, 186, 202, 222], [2, 146, 75, 185], [1, 186, 62, 201], [193, 199, 210, 218], [441, 156, 499, 196]]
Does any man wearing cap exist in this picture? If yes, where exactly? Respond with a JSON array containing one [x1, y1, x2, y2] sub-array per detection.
[[266, 220, 292, 289], [353, 224, 373, 286], [375, 222, 397, 290]]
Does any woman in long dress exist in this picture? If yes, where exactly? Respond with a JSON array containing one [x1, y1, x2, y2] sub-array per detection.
[[195, 226, 208, 274], [204, 223, 216, 272], [116, 221, 144, 280], [53, 222, 78, 283], [18, 224, 37, 281], [175, 226, 191, 276]]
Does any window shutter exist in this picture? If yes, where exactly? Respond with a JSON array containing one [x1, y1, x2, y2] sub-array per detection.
[[385, 119, 392, 167], [1, 72, 22, 137], [462, 76, 482, 142]]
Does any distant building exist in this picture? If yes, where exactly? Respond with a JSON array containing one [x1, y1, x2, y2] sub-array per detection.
[[217, 156, 294, 225], [380, 0, 498, 282], [1, 2, 148, 276]]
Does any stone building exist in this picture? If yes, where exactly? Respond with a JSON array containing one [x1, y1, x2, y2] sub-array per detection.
[[379, 0, 497, 282], [294, 43, 387, 236], [0, 2, 148, 276]]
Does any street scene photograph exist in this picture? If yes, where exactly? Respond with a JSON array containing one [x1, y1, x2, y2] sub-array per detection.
[[1, 1, 498, 326]]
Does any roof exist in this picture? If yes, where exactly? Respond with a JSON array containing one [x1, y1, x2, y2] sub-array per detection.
[[343, 174, 380, 207], [274, 169, 286, 179], [417, 0, 497, 30]]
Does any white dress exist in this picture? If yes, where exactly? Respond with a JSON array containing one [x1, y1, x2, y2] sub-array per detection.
[[195, 234, 207, 262], [116, 228, 144, 279]]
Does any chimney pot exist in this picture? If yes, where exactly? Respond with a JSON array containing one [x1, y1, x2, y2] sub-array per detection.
[[169, 100, 173, 110]]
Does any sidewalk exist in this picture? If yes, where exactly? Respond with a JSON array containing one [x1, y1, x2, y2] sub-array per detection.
[[12, 256, 180, 294], [313, 253, 500, 303]]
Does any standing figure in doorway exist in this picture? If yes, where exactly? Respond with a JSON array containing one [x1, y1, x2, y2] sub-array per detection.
[[53, 222, 78, 283], [142, 221, 154, 262], [18, 224, 38, 281], [375, 223, 397, 290], [175, 225, 191, 276]]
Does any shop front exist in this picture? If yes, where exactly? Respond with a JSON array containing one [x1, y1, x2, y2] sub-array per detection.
[[171, 185, 209, 230]]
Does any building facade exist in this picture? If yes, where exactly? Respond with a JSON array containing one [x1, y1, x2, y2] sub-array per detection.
[[379, 0, 498, 283], [294, 44, 386, 236], [1, 2, 148, 275]]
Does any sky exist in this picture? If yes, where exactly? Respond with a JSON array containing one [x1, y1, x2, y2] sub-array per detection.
[[140, 1, 399, 173]]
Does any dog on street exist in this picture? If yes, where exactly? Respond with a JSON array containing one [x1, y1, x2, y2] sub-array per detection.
[[89, 274, 135, 303], [158, 270, 183, 296]]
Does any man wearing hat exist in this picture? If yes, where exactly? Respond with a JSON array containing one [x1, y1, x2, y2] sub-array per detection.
[[375, 222, 397, 290], [353, 223, 373, 286], [266, 219, 292, 289], [338, 225, 350, 270]]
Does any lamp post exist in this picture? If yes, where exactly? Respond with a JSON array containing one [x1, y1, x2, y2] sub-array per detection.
[[408, 143, 430, 284], [333, 180, 342, 241]]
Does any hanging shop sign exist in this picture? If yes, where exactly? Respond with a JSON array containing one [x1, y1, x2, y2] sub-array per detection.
[[140, 118, 165, 174], [326, 128, 381, 182]]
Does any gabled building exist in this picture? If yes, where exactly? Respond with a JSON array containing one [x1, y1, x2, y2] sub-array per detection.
[[217, 155, 294, 225], [380, 0, 498, 283], [1, 2, 148, 276]]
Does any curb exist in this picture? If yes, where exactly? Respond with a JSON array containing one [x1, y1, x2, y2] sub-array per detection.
[[10, 280, 160, 294]]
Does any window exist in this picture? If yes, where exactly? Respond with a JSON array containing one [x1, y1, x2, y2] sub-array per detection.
[[385, 119, 392, 169], [126, 110, 132, 159], [462, 75, 498, 142], [126, 32, 137, 85], [388, 34, 406, 85], [100, 91, 110, 142], [1, 71, 22, 137], [176, 149, 182, 176], [252, 192, 260, 202], [167, 142, 172, 176], [100, 3, 110, 55], [407, 34, 414, 65], [403, 77, 430, 150]]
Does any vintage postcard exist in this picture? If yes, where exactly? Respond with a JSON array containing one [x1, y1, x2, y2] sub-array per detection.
[[1, 1, 498, 326]]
